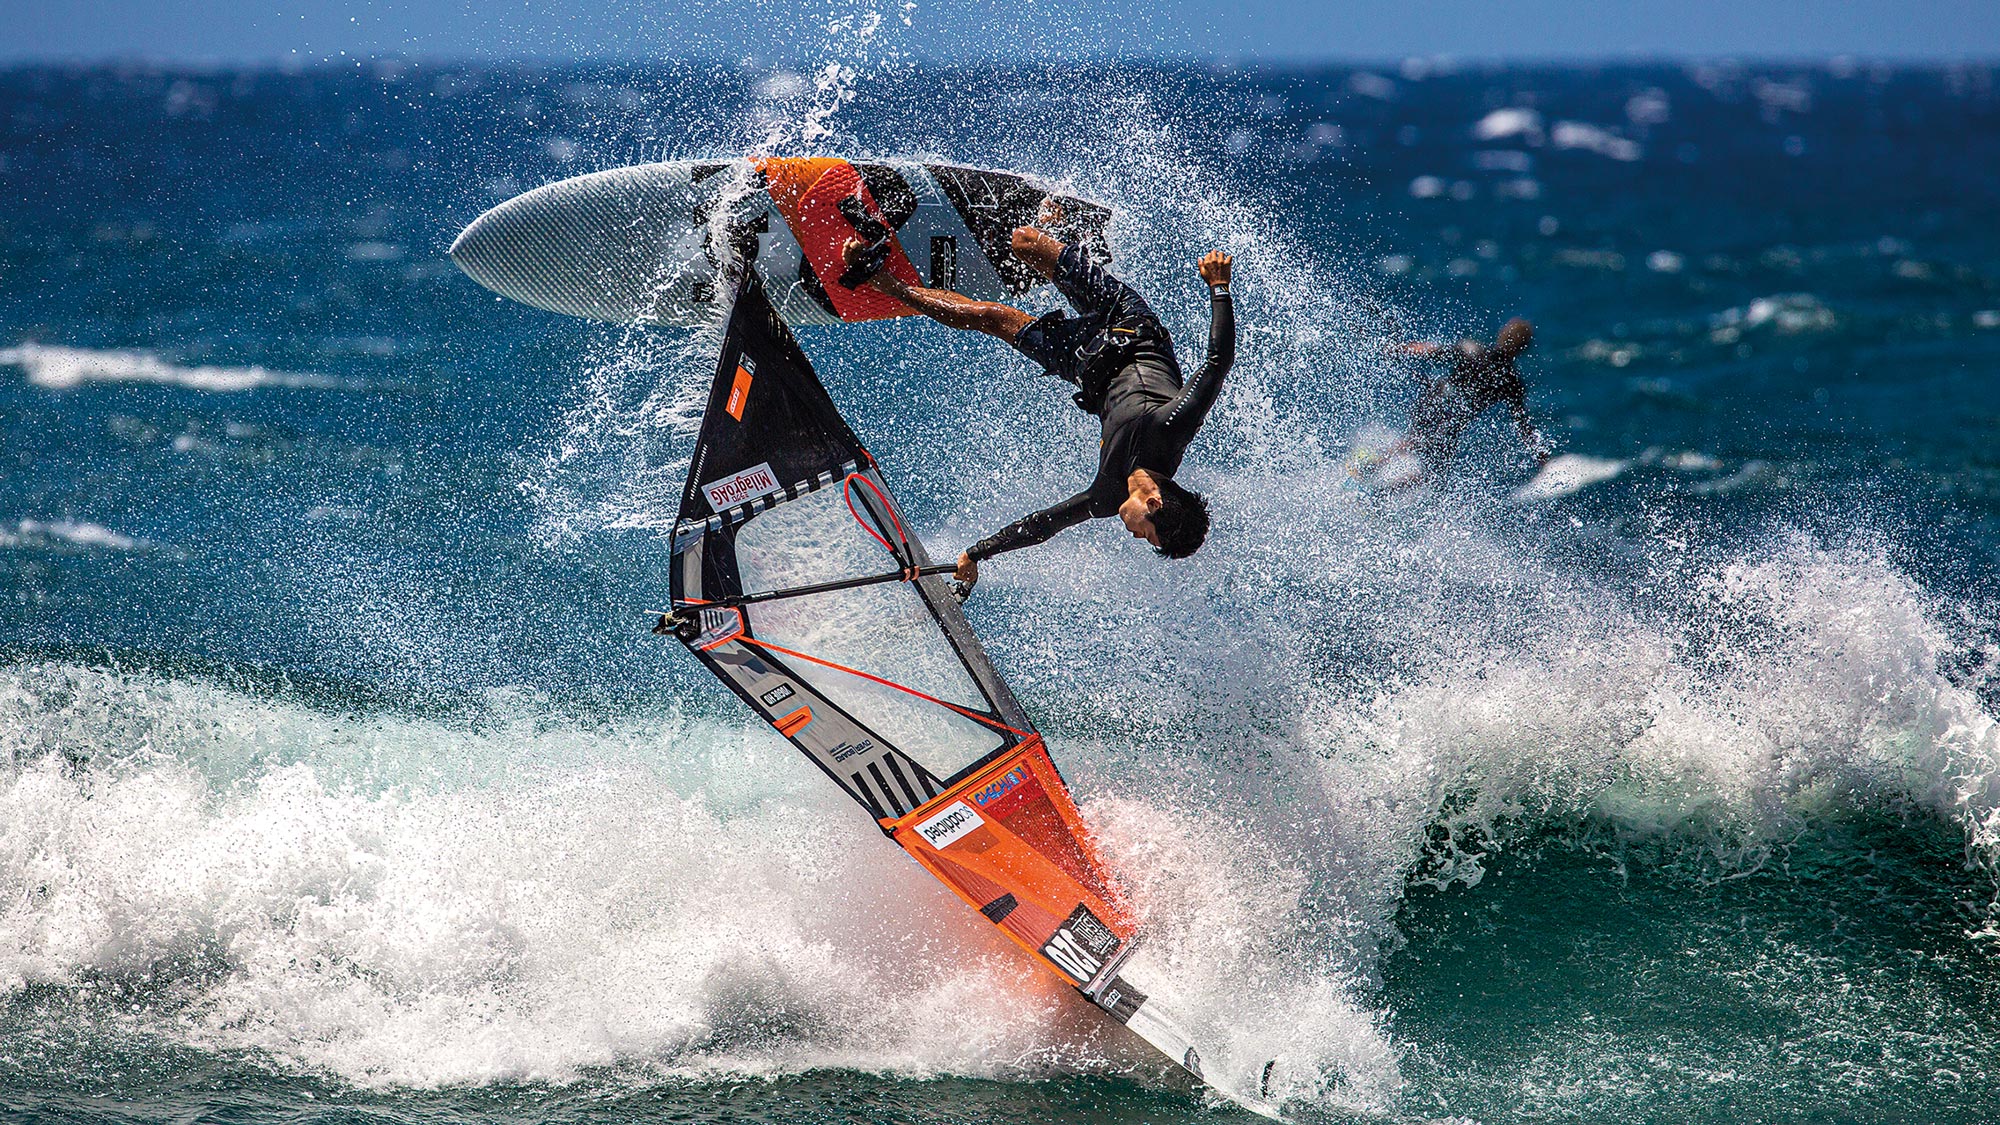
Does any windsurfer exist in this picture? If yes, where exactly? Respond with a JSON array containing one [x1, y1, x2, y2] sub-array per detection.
[[842, 215, 1234, 596], [1380, 318, 1550, 485]]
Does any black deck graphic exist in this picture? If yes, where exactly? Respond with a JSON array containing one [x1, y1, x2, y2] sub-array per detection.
[[930, 165, 1113, 294]]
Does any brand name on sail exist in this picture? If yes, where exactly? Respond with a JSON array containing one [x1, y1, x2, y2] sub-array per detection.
[[702, 462, 782, 512], [828, 738, 874, 763], [972, 765, 1029, 807], [1041, 904, 1122, 983], [913, 801, 982, 850]]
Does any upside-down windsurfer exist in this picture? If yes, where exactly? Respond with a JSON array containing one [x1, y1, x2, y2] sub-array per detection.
[[841, 215, 1234, 596]]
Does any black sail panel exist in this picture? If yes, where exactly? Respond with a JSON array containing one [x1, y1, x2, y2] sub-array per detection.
[[678, 278, 867, 528]]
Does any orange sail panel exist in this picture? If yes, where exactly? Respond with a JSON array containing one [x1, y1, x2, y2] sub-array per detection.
[[893, 738, 1133, 985]]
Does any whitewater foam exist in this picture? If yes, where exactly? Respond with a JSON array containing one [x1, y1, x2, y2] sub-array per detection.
[[0, 661, 1395, 1099]]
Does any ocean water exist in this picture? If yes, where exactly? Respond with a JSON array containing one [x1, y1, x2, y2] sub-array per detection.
[[4, 48, 2000, 1125]]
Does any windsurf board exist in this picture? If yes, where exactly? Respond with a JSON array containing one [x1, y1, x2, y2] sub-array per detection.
[[449, 157, 1114, 327]]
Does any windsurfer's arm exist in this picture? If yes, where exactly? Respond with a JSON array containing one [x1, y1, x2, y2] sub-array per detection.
[[847, 240, 1034, 341], [1010, 225, 1064, 279], [1395, 342, 1454, 378], [1509, 388, 1551, 465], [965, 491, 1096, 564], [1159, 252, 1235, 439]]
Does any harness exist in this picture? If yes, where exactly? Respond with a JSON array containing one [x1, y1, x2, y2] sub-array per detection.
[[1056, 315, 1169, 413]]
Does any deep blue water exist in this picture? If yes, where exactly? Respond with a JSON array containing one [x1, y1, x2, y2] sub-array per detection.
[[4, 56, 2000, 1124]]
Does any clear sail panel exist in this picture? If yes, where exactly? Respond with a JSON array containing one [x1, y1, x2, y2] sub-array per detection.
[[733, 483, 1004, 778]]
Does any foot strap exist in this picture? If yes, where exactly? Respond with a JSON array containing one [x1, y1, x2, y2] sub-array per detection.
[[836, 190, 895, 289]]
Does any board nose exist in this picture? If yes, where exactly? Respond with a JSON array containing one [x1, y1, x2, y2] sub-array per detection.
[[446, 203, 526, 303], [443, 179, 650, 323], [445, 215, 481, 268]]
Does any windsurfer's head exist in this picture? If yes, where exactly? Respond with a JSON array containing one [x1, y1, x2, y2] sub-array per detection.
[[1495, 317, 1534, 358], [1121, 474, 1210, 559]]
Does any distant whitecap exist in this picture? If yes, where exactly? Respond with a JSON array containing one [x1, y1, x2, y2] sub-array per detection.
[[1510, 454, 1628, 502], [0, 343, 355, 392], [0, 519, 142, 551], [1551, 121, 1643, 161], [1472, 107, 1543, 143]]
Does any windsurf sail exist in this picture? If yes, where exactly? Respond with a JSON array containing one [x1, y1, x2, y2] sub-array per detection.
[[661, 274, 1281, 1119]]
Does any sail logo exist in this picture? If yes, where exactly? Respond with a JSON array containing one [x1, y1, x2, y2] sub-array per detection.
[[913, 801, 983, 850], [1041, 904, 1122, 983], [972, 765, 1028, 807], [725, 360, 754, 421], [827, 738, 874, 763], [702, 462, 782, 511]]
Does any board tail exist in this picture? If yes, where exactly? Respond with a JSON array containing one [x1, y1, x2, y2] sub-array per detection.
[[1109, 951, 1287, 1119]]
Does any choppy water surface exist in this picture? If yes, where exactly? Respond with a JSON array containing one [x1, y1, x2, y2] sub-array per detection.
[[3, 50, 1999, 1124]]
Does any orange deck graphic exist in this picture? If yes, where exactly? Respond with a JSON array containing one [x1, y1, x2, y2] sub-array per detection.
[[754, 157, 922, 323]]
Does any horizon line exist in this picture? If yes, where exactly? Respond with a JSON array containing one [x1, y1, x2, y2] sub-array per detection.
[[5, 50, 1999, 71]]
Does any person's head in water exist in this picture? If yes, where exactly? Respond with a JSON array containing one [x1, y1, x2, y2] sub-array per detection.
[[1119, 470, 1210, 559], [1495, 317, 1534, 359]]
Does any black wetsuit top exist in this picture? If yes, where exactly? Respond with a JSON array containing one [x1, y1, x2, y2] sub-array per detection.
[[1408, 339, 1547, 473], [966, 245, 1235, 561]]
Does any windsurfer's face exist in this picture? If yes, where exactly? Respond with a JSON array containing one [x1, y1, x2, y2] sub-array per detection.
[[1119, 493, 1163, 546]]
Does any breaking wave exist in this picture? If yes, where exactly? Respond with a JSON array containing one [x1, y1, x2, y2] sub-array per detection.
[[3, 525, 1993, 1111]]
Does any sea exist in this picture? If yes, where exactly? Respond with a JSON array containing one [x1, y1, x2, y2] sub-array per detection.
[[4, 42, 2000, 1125]]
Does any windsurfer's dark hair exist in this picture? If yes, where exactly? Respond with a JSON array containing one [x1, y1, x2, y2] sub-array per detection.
[[1150, 477, 1210, 559]]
